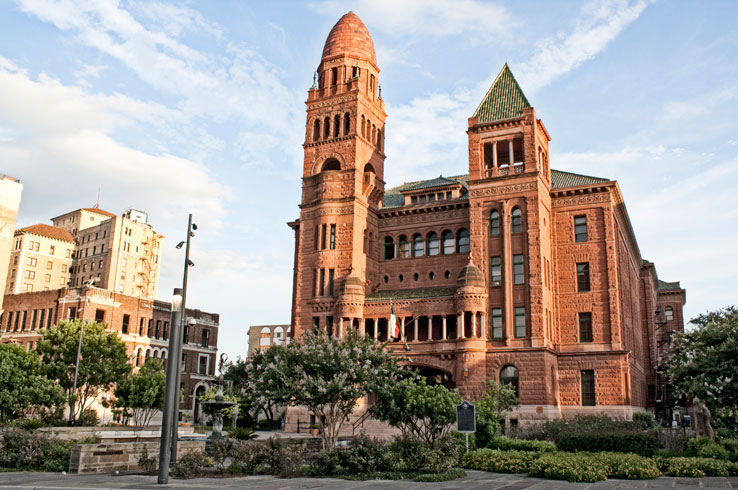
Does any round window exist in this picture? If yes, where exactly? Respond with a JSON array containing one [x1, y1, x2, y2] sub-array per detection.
[[398, 274, 404, 283], [429, 271, 435, 280], [444, 270, 451, 279]]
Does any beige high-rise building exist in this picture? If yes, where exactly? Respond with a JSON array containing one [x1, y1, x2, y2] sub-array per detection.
[[5, 224, 74, 295], [51, 208, 164, 299], [0, 174, 23, 314]]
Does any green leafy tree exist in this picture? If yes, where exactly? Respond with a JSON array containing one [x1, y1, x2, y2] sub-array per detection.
[[0, 343, 64, 422], [113, 359, 166, 427], [662, 306, 738, 427], [246, 331, 406, 450], [36, 320, 131, 420], [224, 358, 267, 427], [373, 376, 462, 446], [474, 379, 519, 446]]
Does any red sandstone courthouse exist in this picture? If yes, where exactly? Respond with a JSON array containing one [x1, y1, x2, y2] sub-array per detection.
[[288, 12, 686, 424]]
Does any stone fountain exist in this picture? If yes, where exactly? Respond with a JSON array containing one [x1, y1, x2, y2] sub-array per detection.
[[202, 354, 237, 453]]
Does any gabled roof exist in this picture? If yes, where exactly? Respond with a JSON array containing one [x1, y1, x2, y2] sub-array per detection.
[[82, 207, 117, 218], [658, 280, 682, 291], [551, 170, 611, 188], [473, 63, 531, 123], [382, 175, 469, 209], [16, 223, 75, 242]]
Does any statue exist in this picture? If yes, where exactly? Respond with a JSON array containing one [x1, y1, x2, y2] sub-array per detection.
[[693, 398, 715, 440]]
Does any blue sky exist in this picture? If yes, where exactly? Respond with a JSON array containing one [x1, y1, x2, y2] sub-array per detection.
[[1, 0, 736, 362]]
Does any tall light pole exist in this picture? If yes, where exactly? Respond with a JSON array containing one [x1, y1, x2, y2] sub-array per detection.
[[170, 214, 196, 464], [157, 288, 183, 484], [68, 277, 97, 425]]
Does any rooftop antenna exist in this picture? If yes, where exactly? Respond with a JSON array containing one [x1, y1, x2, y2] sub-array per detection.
[[95, 187, 101, 208]]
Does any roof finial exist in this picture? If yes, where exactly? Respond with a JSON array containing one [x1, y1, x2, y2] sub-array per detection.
[[378, 83, 382, 100], [312, 71, 317, 89]]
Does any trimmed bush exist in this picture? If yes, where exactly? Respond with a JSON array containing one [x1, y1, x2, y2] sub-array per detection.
[[172, 450, 207, 478], [686, 437, 730, 460], [339, 435, 391, 474], [558, 433, 661, 456], [593, 452, 661, 480], [633, 411, 656, 429], [486, 437, 555, 452], [388, 434, 458, 473], [517, 415, 642, 444], [666, 457, 732, 477], [462, 449, 540, 474], [0, 429, 71, 472], [528, 453, 608, 482]]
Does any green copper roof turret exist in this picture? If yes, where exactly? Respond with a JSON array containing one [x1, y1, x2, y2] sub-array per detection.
[[473, 63, 531, 122]]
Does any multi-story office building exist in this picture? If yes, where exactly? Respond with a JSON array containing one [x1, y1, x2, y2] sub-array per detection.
[[1, 286, 219, 423], [247, 324, 291, 356], [0, 174, 23, 313], [287, 12, 686, 425], [5, 224, 74, 295]]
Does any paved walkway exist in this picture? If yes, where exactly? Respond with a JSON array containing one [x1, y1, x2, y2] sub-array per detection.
[[1, 471, 738, 490]]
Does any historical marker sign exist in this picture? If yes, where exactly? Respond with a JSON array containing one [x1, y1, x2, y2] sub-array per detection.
[[456, 401, 476, 433]]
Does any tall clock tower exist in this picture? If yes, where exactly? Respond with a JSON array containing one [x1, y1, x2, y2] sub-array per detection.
[[290, 12, 386, 337]]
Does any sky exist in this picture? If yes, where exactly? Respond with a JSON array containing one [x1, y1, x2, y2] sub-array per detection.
[[1, 0, 736, 362]]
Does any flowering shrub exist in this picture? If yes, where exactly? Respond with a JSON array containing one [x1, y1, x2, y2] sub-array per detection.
[[0, 429, 71, 472], [666, 457, 731, 477], [558, 433, 661, 456], [528, 452, 608, 482], [593, 452, 661, 479], [686, 437, 730, 460]]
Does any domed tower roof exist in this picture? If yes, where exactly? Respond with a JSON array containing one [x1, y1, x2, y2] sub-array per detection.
[[457, 263, 486, 288], [321, 12, 377, 66]]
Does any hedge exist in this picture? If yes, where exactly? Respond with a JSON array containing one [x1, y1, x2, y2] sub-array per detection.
[[461, 449, 541, 474], [558, 433, 661, 456], [486, 437, 555, 452]]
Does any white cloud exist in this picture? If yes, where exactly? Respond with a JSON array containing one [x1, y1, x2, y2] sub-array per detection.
[[515, 0, 649, 94], [311, 0, 514, 41]]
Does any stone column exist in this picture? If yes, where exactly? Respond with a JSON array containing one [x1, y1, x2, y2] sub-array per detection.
[[480, 313, 486, 340], [413, 317, 418, 342], [458, 313, 464, 339], [360, 318, 365, 337], [508, 140, 514, 165], [471, 313, 477, 338], [442, 316, 447, 340], [338, 318, 343, 339], [492, 142, 497, 167], [428, 316, 433, 341], [373, 320, 378, 340]]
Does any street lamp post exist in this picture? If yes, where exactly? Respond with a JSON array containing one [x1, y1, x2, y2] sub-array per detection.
[[68, 278, 97, 425], [170, 214, 196, 464], [157, 288, 183, 484]]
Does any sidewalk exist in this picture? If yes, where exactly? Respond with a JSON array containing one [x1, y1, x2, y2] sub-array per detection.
[[1, 471, 738, 490]]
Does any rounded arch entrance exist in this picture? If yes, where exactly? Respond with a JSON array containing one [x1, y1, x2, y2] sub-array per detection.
[[403, 359, 456, 389]]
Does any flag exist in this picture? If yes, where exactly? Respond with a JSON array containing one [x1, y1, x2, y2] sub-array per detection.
[[390, 304, 402, 342]]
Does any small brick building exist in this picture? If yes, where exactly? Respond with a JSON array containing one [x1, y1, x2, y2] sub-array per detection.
[[0, 286, 219, 423], [287, 12, 686, 425]]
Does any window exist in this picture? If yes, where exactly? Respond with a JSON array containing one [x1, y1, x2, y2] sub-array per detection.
[[329, 224, 336, 250], [513, 254, 524, 285], [412, 234, 424, 257], [665, 306, 674, 322], [344, 112, 350, 135], [46, 261, 53, 270], [49, 245, 55, 255], [514, 307, 526, 338], [576, 263, 591, 292], [574, 216, 588, 242], [319, 269, 325, 296], [511, 207, 522, 233], [500, 365, 519, 397], [442, 230, 454, 254], [122, 314, 130, 334], [490, 256, 501, 285], [581, 370, 596, 406], [327, 269, 334, 296], [457, 229, 470, 253], [398, 235, 409, 258], [95, 309, 105, 324], [491, 308, 502, 339], [490, 210, 500, 235], [27, 257, 37, 266], [25, 270, 35, 279], [201, 329, 209, 347], [163, 322, 168, 340], [384, 236, 395, 260], [198, 355, 208, 375], [579, 312, 593, 342], [427, 232, 439, 256], [312, 317, 320, 334], [68, 307, 77, 320], [62, 264, 67, 273], [321, 224, 327, 249], [313, 119, 320, 142], [44, 274, 51, 283], [155, 320, 161, 339]]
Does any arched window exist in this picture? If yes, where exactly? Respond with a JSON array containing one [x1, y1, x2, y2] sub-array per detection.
[[274, 326, 285, 345], [333, 114, 340, 138], [377, 129, 382, 151], [500, 365, 519, 397], [366, 119, 372, 141], [427, 232, 439, 256], [361, 115, 366, 138], [135, 348, 142, 367], [384, 236, 395, 260], [145, 348, 151, 363], [161, 349, 167, 359], [511, 207, 522, 233], [398, 235, 409, 258], [321, 158, 341, 172], [457, 228, 470, 253], [372, 124, 376, 145], [313, 119, 320, 142], [490, 210, 500, 235], [323, 116, 330, 140], [344, 112, 350, 135], [412, 233, 424, 257], [442, 230, 454, 254]]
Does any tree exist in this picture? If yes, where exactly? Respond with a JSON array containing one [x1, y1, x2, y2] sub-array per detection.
[[37, 320, 131, 420], [372, 376, 462, 447], [113, 359, 166, 427], [474, 380, 519, 446], [661, 306, 738, 427], [224, 358, 268, 427], [0, 343, 64, 422], [246, 331, 406, 450]]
